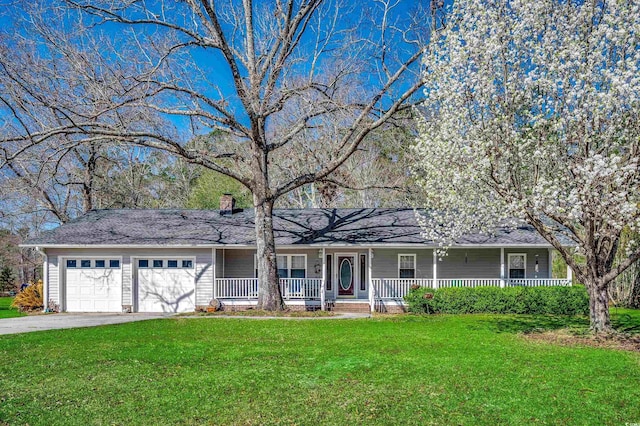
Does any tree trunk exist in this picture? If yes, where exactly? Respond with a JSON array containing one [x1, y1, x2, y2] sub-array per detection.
[[254, 197, 284, 310], [587, 281, 613, 333]]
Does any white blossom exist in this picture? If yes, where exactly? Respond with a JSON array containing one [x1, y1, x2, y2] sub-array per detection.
[[412, 0, 640, 331]]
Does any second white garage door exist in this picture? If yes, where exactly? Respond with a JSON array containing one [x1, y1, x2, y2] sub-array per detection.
[[137, 258, 195, 313]]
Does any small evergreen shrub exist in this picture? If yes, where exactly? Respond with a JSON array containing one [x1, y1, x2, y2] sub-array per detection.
[[405, 285, 589, 315]]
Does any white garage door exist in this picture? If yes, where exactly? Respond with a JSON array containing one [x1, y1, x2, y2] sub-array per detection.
[[137, 258, 195, 313], [65, 259, 122, 312]]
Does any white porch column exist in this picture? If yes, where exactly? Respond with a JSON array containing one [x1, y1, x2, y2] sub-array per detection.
[[368, 248, 374, 312], [321, 248, 326, 311], [432, 249, 438, 289], [548, 248, 553, 278], [567, 264, 573, 284], [212, 248, 217, 300], [500, 248, 505, 288]]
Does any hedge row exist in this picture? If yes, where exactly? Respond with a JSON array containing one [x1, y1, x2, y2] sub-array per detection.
[[404, 286, 589, 315]]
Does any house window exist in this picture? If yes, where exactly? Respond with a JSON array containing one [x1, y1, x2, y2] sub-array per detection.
[[276, 254, 307, 279], [290, 255, 306, 278], [167, 260, 178, 268], [182, 260, 193, 268], [95, 260, 105, 268], [153, 260, 163, 268], [508, 254, 526, 279], [360, 254, 366, 291], [80, 260, 91, 268], [326, 254, 333, 291], [398, 254, 416, 279], [277, 255, 288, 278], [109, 260, 120, 268], [138, 259, 149, 268], [66, 259, 77, 268]]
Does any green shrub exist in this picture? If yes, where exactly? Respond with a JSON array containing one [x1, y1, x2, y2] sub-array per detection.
[[405, 285, 589, 315]]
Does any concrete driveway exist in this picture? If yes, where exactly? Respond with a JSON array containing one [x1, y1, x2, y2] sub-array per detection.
[[0, 313, 170, 335]]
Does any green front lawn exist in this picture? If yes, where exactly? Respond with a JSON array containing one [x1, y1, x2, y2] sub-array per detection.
[[0, 297, 24, 319], [0, 311, 639, 425]]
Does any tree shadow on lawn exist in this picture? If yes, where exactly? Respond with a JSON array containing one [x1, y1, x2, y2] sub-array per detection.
[[483, 310, 640, 335], [485, 315, 589, 335]]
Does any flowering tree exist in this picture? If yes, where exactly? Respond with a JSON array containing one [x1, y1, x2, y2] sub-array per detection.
[[413, 0, 640, 333]]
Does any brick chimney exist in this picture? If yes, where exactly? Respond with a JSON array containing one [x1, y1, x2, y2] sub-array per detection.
[[220, 194, 236, 215]]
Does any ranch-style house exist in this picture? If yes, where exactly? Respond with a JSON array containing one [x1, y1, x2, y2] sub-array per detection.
[[23, 195, 573, 313]]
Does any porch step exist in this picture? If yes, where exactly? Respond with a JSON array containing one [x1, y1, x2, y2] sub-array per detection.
[[329, 300, 371, 313]]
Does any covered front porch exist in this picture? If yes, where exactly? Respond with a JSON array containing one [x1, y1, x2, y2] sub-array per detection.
[[212, 247, 572, 312]]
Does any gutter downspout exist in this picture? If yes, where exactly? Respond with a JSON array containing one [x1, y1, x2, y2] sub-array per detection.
[[35, 247, 48, 312]]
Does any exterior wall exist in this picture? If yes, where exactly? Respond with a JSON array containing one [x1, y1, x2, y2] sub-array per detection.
[[504, 248, 550, 279], [371, 248, 433, 279], [222, 249, 254, 278], [215, 249, 224, 278], [44, 245, 554, 310], [48, 255, 59, 307], [222, 248, 323, 279], [438, 249, 501, 279], [46, 248, 213, 310]]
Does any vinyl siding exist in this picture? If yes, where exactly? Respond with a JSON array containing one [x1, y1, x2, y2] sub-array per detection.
[[370, 249, 433, 279], [504, 248, 550, 278], [438, 249, 501, 279], [215, 249, 224, 278], [223, 248, 323, 279], [195, 251, 214, 305], [48, 255, 59, 306]]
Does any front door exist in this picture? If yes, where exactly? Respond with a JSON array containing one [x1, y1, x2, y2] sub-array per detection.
[[337, 255, 355, 296]]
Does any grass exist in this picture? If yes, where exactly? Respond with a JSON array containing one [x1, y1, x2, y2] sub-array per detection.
[[0, 297, 24, 319], [0, 311, 638, 425]]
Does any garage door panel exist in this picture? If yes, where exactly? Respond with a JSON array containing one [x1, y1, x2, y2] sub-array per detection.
[[65, 259, 122, 312], [138, 263, 195, 313]]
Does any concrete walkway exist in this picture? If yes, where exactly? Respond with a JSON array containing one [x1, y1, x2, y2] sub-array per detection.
[[0, 313, 170, 335]]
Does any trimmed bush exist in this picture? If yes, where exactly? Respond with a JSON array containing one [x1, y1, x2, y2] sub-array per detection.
[[404, 285, 589, 315]]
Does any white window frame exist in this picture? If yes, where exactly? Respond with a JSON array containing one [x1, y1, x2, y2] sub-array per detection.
[[254, 254, 307, 278], [507, 253, 527, 279], [398, 254, 417, 279]]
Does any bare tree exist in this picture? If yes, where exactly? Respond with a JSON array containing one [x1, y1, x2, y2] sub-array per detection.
[[1, 0, 436, 310]]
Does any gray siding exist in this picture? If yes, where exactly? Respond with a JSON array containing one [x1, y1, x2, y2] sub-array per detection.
[[438, 249, 501, 279], [223, 248, 323, 279], [223, 249, 255, 278], [195, 251, 214, 305], [505, 248, 550, 278], [215, 249, 224, 278], [48, 255, 59, 307], [371, 248, 433, 279]]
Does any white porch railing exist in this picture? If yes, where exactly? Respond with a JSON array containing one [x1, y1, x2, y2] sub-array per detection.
[[437, 278, 502, 288], [279, 278, 322, 300], [213, 277, 572, 309], [507, 278, 571, 287], [371, 278, 433, 299], [214, 278, 323, 300], [215, 278, 259, 299]]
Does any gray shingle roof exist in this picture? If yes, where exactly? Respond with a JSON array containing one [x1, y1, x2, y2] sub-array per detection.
[[24, 208, 557, 247]]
